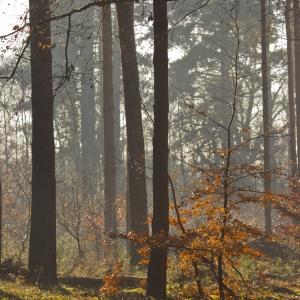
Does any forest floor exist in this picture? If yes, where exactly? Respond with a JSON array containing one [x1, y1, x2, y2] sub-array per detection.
[[0, 276, 300, 299], [0, 258, 300, 299], [0, 278, 144, 299]]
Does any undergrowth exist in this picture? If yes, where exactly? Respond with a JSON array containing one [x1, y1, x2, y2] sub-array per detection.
[[0, 257, 300, 299]]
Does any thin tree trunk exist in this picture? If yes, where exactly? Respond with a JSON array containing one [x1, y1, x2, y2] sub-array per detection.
[[260, 0, 272, 233], [125, 166, 131, 256], [28, 0, 57, 286], [147, 0, 169, 298], [116, 1, 148, 266], [245, 83, 255, 128], [113, 21, 121, 198], [97, 29, 104, 204], [294, 0, 300, 175], [80, 43, 96, 203], [0, 180, 2, 263], [286, 0, 297, 177], [177, 99, 186, 188], [102, 5, 117, 232], [3, 105, 9, 168]]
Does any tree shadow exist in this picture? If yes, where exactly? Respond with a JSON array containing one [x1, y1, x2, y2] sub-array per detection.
[[55, 285, 72, 295], [39, 284, 72, 295]]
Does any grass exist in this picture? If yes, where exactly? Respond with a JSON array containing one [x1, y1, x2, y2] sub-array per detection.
[[0, 277, 148, 300], [1, 257, 300, 299], [0, 278, 98, 299]]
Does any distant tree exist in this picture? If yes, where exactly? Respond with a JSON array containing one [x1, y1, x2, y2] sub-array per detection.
[[112, 14, 122, 198], [294, 0, 300, 174], [285, 0, 297, 177], [80, 28, 97, 203], [146, 0, 169, 298], [28, 0, 57, 286], [102, 4, 117, 232], [116, 1, 148, 266], [260, 0, 272, 233], [0, 180, 2, 262]]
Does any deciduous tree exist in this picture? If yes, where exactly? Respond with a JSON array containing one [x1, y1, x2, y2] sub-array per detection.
[[116, 1, 148, 266], [146, 0, 169, 298], [28, 0, 57, 286], [260, 0, 272, 233], [102, 4, 117, 232]]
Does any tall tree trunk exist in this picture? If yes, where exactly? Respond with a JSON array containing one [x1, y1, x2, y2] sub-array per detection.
[[102, 5, 117, 232], [113, 11, 122, 198], [260, 0, 272, 233], [294, 0, 300, 175], [116, 1, 148, 266], [177, 98, 186, 189], [54, 106, 66, 182], [113, 64, 121, 199], [286, 0, 297, 177], [28, 0, 57, 286], [97, 28, 104, 204], [0, 180, 2, 263], [80, 36, 96, 203], [81, 81, 96, 203], [147, 0, 169, 298]]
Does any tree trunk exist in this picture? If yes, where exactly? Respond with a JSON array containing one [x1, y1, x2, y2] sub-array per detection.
[[28, 0, 57, 286], [146, 0, 169, 298], [80, 37, 97, 203], [97, 26, 104, 204], [294, 0, 300, 175], [125, 166, 131, 256], [113, 20, 121, 198], [220, 17, 231, 104], [116, 1, 148, 266], [286, 0, 297, 177], [177, 98, 186, 189], [260, 0, 272, 233], [0, 180, 2, 263], [102, 5, 117, 232]]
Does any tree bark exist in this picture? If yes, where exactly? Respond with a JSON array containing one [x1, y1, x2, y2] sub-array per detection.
[[147, 0, 169, 298], [102, 5, 117, 232], [286, 0, 297, 177], [116, 1, 148, 266], [260, 0, 272, 233], [28, 0, 57, 286]]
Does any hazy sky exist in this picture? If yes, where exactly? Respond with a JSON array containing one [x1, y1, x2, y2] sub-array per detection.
[[0, 0, 27, 36], [0, 1, 183, 63]]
